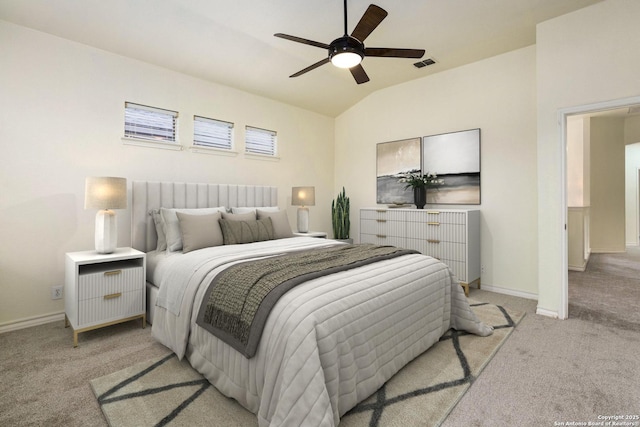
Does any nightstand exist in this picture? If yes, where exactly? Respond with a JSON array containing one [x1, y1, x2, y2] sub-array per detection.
[[293, 231, 328, 238], [64, 248, 146, 347]]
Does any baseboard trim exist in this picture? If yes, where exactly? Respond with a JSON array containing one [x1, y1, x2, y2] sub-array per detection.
[[479, 284, 538, 300], [536, 307, 559, 319], [0, 312, 64, 334]]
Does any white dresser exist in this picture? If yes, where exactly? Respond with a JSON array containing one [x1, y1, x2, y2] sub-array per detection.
[[360, 208, 480, 295]]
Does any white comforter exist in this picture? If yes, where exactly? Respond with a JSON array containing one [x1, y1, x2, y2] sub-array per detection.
[[151, 237, 492, 427]]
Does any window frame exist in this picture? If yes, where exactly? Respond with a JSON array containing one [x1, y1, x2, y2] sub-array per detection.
[[245, 125, 278, 159], [190, 115, 236, 156], [122, 102, 180, 150]]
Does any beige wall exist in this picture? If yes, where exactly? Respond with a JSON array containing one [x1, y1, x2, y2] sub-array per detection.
[[567, 116, 591, 207], [0, 21, 335, 326], [536, 0, 640, 316], [335, 46, 538, 297], [626, 142, 640, 246], [589, 117, 625, 252], [625, 116, 640, 245]]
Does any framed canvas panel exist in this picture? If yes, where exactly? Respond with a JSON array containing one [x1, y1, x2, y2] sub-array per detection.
[[422, 128, 481, 204], [376, 137, 421, 204]]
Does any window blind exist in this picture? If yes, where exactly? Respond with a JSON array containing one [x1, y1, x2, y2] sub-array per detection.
[[193, 116, 233, 150], [124, 102, 178, 142], [245, 126, 277, 156]]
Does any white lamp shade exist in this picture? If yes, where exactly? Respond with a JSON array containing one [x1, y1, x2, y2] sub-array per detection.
[[85, 177, 127, 210], [291, 186, 315, 207], [85, 177, 127, 253]]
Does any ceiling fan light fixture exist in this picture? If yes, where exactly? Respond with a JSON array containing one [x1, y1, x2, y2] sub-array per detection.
[[331, 51, 362, 68], [329, 36, 364, 68]]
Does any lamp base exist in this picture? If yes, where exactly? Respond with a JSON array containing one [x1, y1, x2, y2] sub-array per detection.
[[297, 207, 309, 233], [95, 209, 117, 254]]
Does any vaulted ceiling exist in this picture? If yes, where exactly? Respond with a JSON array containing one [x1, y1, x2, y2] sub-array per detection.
[[0, 0, 602, 117]]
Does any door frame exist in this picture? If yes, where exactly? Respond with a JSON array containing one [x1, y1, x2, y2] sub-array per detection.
[[558, 95, 640, 319]]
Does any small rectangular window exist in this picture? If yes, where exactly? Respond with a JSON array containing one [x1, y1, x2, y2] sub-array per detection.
[[245, 126, 277, 156], [124, 102, 178, 143], [193, 116, 233, 150]]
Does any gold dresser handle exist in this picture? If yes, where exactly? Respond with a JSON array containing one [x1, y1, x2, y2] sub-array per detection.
[[427, 211, 440, 215], [376, 219, 387, 223], [104, 292, 122, 300], [427, 239, 441, 244], [427, 222, 440, 226], [376, 234, 387, 238], [104, 270, 122, 276]]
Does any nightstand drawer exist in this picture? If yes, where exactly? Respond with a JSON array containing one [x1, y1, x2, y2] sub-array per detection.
[[78, 289, 144, 325], [79, 263, 143, 300]]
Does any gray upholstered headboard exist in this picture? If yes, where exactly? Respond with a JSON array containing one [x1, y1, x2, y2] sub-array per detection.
[[131, 181, 278, 252]]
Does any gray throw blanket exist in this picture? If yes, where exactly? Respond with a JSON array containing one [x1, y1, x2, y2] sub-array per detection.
[[196, 243, 419, 358]]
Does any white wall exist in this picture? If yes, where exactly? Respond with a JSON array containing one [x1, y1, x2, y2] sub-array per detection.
[[0, 21, 335, 326], [536, 0, 640, 316], [335, 46, 538, 297]]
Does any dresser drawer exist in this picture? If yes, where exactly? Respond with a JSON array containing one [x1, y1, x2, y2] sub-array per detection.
[[360, 218, 405, 237], [405, 210, 468, 225], [406, 221, 466, 243], [78, 263, 144, 300], [78, 289, 144, 325]]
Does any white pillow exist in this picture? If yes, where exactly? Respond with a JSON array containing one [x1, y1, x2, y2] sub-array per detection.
[[160, 207, 227, 252], [231, 206, 279, 214]]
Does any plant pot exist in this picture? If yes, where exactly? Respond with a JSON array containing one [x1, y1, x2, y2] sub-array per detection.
[[414, 187, 426, 209]]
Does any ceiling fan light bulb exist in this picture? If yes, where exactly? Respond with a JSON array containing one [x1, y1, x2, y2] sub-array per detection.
[[331, 52, 362, 68]]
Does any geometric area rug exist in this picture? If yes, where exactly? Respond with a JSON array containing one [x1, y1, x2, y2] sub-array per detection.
[[90, 301, 524, 427]]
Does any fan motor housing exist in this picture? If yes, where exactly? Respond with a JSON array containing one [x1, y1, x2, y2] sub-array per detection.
[[329, 35, 365, 61]]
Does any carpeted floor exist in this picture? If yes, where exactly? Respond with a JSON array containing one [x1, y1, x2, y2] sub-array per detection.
[[1, 250, 639, 426], [89, 302, 523, 427], [569, 246, 640, 329]]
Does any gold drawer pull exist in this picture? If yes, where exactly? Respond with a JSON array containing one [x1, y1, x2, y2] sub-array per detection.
[[427, 222, 440, 226], [427, 239, 440, 244], [376, 234, 387, 238], [376, 209, 387, 213], [376, 219, 387, 223], [104, 270, 122, 276], [104, 292, 122, 300], [427, 211, 441, 215]]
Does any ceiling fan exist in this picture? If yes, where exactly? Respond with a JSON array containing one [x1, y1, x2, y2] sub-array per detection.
[[274, 0, 425, 84]]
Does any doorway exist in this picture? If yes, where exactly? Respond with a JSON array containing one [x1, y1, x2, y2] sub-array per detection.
[[560, 96, 640, 319]]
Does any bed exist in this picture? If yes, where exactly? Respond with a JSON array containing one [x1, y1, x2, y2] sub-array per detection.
[[132, 181, 493, 427]]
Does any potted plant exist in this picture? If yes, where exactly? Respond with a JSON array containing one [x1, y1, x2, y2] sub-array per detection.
[[398, 171, 444, 209], [331, 187, 352, 242]]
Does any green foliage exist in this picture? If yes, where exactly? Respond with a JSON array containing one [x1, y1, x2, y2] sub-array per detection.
[[331, 187, 350, 239]]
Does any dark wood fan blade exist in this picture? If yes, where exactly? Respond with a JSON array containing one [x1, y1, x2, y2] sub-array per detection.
[[274, 33, 330, 50], [349, 64, 370, 84], [290, 58, 331, 78], [350, 4, 387, 42], [365, 47, 425, 58]]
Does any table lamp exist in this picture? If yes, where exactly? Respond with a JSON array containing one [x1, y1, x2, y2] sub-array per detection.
[[291, 186, 315, 233], [85, 177, 127, 254]]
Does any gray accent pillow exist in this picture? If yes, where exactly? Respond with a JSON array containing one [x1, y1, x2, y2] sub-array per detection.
[[219, 218, 275, 245], [257, 209, 293, 239], [161, 207, 227, 252], [177, 212, 224, 253], [222, 211, 256, 221]]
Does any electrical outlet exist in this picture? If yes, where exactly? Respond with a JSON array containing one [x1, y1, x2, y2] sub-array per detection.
[[51, 285, 63, 300], [481, 265, 485, 274]]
